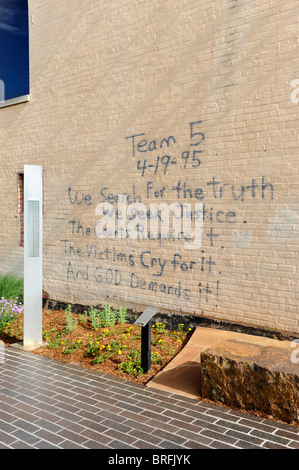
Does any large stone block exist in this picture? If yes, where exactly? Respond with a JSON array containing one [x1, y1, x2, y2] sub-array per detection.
[[201, 340, 299, 425]]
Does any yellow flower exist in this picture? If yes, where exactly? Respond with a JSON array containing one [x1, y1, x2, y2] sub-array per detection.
[[118, 350, 122, 354]]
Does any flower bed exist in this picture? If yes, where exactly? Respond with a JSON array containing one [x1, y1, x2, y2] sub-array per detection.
[[0, 302, 192, 385], [0, 296, 24, 342]]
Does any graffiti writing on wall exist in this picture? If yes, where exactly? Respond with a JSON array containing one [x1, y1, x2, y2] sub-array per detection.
[[60, 121, 275, 308]]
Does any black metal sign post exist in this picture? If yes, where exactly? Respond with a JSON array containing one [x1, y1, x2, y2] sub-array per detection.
[[134, 307, 158, 373], [141, 321, 151, 373]]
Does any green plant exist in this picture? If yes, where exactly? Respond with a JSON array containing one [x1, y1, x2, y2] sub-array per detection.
[[61, 339, 82, 355], [42, 327, 57, 341], [86, 304, 128, 328], [65, 305, 77, 332], [117, 306, 127, 324], [87, 304, 120, 329], [91, 353, 105, 364], [100, 303, 117, 327], [159, 344, 175, 355], [88, 306, 102, 330], [0, 275, 24, 303], [46, 332, 66, 349], [171, 323, 191, 342], [118, 359, 144, 377], [85, 337, 123, 364], [79, 312, 88, 324], [126, 348, 140, 361], [151, 351, 163, 364], [118, 349, 144, 377], [85, 337, 101, 358], [0, 297, 24, 332], [153, 322, 166, 334], [152, 337, 164, 346], [106, 339, 122, 354]]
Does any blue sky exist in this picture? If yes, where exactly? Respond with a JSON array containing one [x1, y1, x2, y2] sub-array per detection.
[[0, 0, 29, 100]]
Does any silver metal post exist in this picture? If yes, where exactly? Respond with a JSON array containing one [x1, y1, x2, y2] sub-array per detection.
[[23, 165, 43, 347]]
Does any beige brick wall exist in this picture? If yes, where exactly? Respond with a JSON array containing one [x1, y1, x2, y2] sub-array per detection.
[[0, 0, 298, 335]]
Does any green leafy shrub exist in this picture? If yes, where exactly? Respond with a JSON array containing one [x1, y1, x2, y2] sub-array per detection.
[[88, 306, 102, 330], [87, 304, 128, 329], [0, 275, 23, 303], [100, 303, 116, 327], [65, 305, 78, 332], [117, 306, 127, 324]]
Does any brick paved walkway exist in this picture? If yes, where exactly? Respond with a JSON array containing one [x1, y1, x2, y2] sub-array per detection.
[[0, 346, 298, 450]]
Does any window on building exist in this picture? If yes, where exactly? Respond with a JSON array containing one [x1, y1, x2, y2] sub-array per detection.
[[17, 172, 24, 247], [0, 0, 29, 107]]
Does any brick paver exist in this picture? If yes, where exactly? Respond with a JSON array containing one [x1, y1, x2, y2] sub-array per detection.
[[0, 346, 298, 450]]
